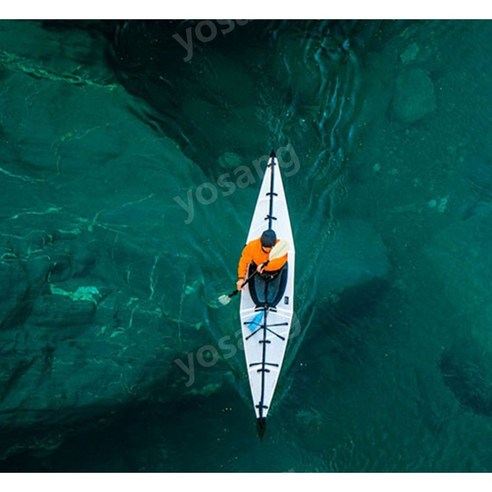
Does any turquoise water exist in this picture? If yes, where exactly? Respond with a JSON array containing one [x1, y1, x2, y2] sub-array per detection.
[[1, 20, 492, 472]]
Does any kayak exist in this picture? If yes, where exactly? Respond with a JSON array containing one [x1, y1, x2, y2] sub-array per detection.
[[239, 150, 295, 430]]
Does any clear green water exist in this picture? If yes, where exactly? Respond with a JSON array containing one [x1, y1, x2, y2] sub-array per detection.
[[1, 20, 492, 472]]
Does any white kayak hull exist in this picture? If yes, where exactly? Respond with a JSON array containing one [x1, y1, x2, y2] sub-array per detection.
[[239, 151, 295, 423]]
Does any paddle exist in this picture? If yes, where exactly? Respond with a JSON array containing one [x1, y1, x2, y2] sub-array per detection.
[[218, 240, 289, 306]]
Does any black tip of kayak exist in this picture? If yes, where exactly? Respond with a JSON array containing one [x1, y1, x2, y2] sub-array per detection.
[[256, 417, 267, 440], [270, 149, 276, 158]]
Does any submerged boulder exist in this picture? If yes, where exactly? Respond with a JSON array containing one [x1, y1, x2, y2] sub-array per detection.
[[0, 222, 202, 459], [391, 68, 436, 124], [0, 22, 214, 461], [424, 206, 492, 415], [440, 340, 492, 417], [464, 154, 492, 201], [317, 218, 390, 293]]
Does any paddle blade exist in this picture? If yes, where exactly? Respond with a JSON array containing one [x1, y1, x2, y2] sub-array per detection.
[[269, 239, 289, 261], [218, 294, 231, 305]]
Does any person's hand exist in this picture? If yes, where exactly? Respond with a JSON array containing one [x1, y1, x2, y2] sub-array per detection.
[[256, 263, 265, 274], [236, 279, 244, 291]]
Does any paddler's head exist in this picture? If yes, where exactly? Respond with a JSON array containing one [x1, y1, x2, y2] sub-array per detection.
[[261, 229, 276, 252]]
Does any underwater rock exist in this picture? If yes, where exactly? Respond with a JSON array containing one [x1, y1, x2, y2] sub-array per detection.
[[400, 42, 420, 64], [217, 152, 243, 170], [0, 211, 209, 457], [0, 263, 31, 328], [317, 219, 389, 293], [464, 154, 492, 200], [440, 340, 492, 416], [458, 154, 492, 220], [391, 68, 436, 124], [425, 206, 492, 415], [424, 206, 492, 326], [0, 21, 212, 461], [30, 294, 97, 327]]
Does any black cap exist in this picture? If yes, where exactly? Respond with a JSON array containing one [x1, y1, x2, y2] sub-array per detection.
[[261, 229, 276, 247]]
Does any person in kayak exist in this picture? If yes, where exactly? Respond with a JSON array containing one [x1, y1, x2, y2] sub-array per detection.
[[236, 229, 288, 307]]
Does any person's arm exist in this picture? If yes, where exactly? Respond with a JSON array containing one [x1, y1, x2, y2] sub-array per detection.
[[237, 243, 253, 290]]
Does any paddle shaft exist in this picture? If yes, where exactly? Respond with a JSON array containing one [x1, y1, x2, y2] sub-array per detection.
[[226, 260, 270, 299]]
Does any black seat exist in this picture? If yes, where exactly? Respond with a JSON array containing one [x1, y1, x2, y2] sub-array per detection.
[[247, 262, 288, 308]]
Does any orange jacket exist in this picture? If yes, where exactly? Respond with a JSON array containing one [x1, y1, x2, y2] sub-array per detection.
[[237, 238, 288, 279]]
